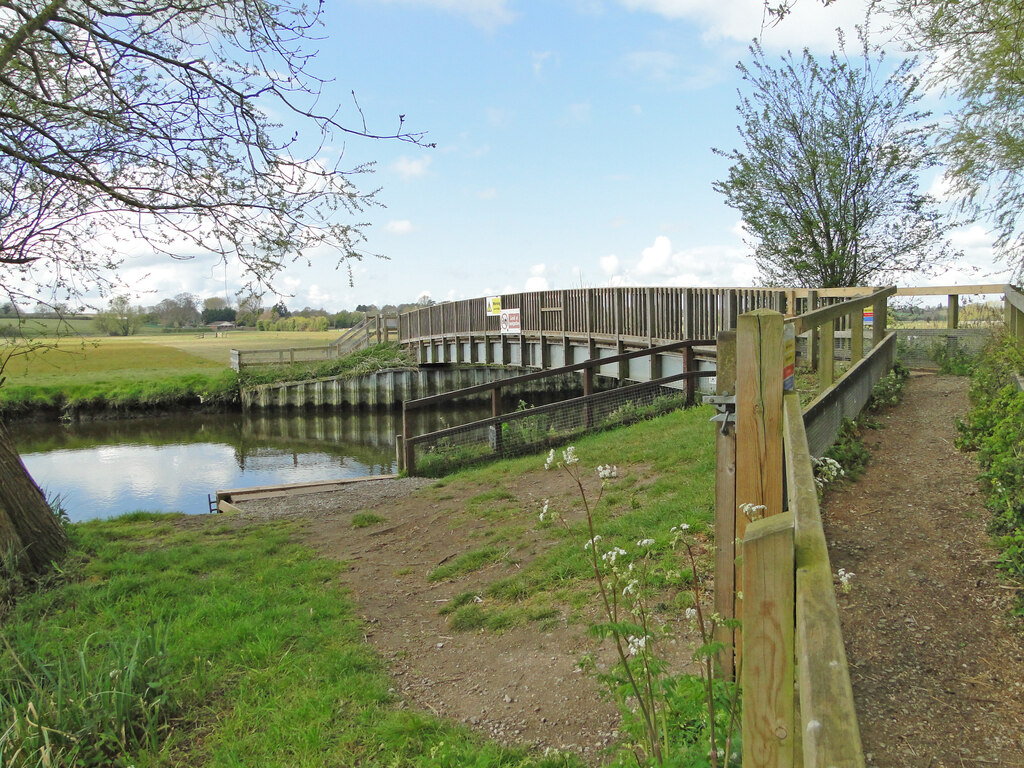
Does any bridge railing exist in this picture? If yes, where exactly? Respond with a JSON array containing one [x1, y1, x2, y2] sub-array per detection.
[[230, 314, 399, 371], [400, 339, 714, 475], [399, 287, 789, 349]]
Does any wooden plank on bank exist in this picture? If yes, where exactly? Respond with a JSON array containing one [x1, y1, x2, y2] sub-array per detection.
[[217, 474, 400, 504]]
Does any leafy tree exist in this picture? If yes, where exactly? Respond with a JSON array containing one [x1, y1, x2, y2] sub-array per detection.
[[203, 297, 230, 312], [271, 301, 291, 319], [201, 307, 237, 324], [94, 295, 142, 336], [714, 38, 956, 287], [0, 0, 429, 578], [877, 0, 1024, 275]]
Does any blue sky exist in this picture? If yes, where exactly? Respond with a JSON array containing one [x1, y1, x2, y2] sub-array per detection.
[[113, 0, 1013, 311]]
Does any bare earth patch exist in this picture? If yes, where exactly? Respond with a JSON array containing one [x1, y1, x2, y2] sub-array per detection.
[[823, 373, 1024, 766], [235, 470, 666, 763]]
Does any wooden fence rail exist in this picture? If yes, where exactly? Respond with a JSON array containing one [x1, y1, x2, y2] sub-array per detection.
[[723, 292, 902, 766]]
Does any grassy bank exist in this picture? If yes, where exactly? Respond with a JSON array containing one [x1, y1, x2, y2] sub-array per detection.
[[1, 406, 717, 767], [957, 332, 1024, 607], [0, 334, 411, 418]]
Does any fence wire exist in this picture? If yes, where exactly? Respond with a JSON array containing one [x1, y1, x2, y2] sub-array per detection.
[[406, 373, 707, 476], [894, 328, 993, 369]]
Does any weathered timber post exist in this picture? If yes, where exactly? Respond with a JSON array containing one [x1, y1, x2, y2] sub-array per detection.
[[402, 404, 416, 475], [872, 291, 888, 349], [492, 388, 504, 458], [734, 308, 785, 665], [819, 317, 835, 390], [742, 512, 796, 768], [850, 305, 864, 365], [808, 290, 819, 372], [948, 294, 960, 329], [713, 330, 738, 681]]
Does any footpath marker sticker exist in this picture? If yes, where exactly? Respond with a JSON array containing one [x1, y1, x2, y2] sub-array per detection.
[[863, 307, 874, 326], [500, 308, 521, 334], [486, 296, 502, 316], [783, 323, 796, 391]]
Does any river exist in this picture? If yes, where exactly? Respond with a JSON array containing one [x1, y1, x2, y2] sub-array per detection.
[[13, 407, 487, 522]]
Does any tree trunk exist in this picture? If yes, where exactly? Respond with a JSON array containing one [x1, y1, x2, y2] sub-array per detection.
[[0, 420, 68, 575]]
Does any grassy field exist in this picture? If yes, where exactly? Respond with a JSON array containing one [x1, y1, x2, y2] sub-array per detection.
[[0, 330, 346, 415], [1, 406, 716, 768]]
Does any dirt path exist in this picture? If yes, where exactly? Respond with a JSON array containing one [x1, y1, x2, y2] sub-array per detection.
[[823, 373, 1024, 766]]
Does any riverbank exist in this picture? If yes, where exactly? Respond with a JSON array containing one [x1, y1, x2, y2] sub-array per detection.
[[0, 336, 412, 421], [2, 404, 718, 767]]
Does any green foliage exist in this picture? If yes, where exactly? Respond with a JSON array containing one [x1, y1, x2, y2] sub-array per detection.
[[930, 340, 978, 375], [957, 333, 1024, 596], [427, 546, 506, 582], [714, 37, 953, 287], [352, 512, 385, 528], [867, 361, 910, 409], [1, 624, 174, 768]]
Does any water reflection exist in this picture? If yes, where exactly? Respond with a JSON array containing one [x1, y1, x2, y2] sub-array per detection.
[[14, 405, 489, 522]]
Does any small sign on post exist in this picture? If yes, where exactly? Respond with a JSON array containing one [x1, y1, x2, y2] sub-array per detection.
[[863, 307, 874, 326], [499, 308, 521, 334], [783, 323, 796, 392], [486, 296, 502, 316]]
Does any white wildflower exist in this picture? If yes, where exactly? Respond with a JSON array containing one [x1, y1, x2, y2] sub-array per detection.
[[670, 523, 691, 533], [622, 579, 639, 597], [601, 546, 627, 564], [739, 502, 767, 521], [597, 464, 619, 479], [837, 568, 855, 593], [685, 607, 698, 622], [539, 499, 550, 522], [636, 538, 655, 549], [562, 445, 579, 465], [583, 534, 602, 550], [626, 634, 647, 656], [544, 449, 555, 470]]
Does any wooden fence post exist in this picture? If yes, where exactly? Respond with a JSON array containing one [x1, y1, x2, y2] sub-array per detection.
[[742, 511, 796, 768], [872, 293, 888, 349], [947, 294, 960, 329], [808, 290, 819, 372], [850, 307, 864, 365], [819, 318, 835, 390], [735, 308, 784, 666], [714, 330, 738, 681]]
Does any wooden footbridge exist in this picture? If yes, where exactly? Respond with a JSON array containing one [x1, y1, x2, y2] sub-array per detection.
[[223, 281, 1024, 766]]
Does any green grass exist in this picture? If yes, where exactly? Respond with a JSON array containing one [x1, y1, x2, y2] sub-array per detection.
[[423, 405, 716, 631], [352, 512, 385, 528], [1, 514, 579, 768]]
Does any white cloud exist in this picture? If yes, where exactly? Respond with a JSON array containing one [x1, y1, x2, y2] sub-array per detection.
[[602, 232, 756, 287], [372, 0, 515, 28], [622, 50, 723, 90], [618, 0, 874, 52], [532, 50, 557, 76], [385, 219, 416, 234], [391, 155, 432, 180], [525, 263, 549, 291]]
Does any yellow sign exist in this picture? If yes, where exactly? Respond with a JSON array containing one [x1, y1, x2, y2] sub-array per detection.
[[486, 296, 502, 316]]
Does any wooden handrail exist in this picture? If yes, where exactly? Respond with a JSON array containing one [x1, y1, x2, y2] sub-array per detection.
[[791, 286, 896, 336], [402, 338, 715, 410], [784, 392, 865, 767], [1005, 284, 1024, 314]]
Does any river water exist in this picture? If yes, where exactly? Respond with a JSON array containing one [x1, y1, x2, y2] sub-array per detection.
[[13, 407, 487, 522]]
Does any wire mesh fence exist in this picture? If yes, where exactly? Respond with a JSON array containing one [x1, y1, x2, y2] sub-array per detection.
[[894, 328, 993, 369], [405, 371, 712, 476]]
